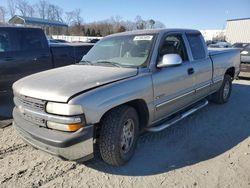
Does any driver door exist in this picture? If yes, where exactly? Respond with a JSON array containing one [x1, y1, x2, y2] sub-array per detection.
[[152, 33, 196, 122]]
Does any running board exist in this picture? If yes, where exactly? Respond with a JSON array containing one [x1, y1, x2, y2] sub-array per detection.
[[146, 100, 209, 132]]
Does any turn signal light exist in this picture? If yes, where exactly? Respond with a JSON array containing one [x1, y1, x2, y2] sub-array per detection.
[[47, 121, 84, 132], [67, 123, 84, 132]]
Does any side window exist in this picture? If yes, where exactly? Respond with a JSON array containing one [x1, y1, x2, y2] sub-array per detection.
[[159, 35, 188, 61], [0, 31, 12, 52], [19, 29, 46, 51], [187, 34, 206, 60]]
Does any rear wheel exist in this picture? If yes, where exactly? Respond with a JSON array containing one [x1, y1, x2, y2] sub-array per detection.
[[99, 105, 139, 166], [211, 74, 232, 104]]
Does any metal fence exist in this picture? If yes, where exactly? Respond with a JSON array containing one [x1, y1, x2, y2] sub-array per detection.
[[52, 35, 102, 42]]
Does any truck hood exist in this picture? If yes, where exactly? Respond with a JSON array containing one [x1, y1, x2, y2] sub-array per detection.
[[13, 65, 138, 102]]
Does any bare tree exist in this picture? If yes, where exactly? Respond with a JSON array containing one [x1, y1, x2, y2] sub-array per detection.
[[153, 21, 165, 29], [66, 9, 84, 35], [8, 0, 16, 18], [65, 11, 74, 26], [27, 5, 35, 17], [117, 25, 126, 33], [135, 16, 146, 29], [108, 16, 122, 32], [16, 0, 29, 17], [73, 8, 82, 26], [47, 4, 63, 21], [78, 16, 165, 37], [149, 19, 155, 29], [36, 0, 49, 19], [0, 6, 7, 23], [123, 20, 137, 31]]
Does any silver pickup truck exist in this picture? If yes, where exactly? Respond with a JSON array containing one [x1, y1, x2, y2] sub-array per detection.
[[12, 29, 240, 166]]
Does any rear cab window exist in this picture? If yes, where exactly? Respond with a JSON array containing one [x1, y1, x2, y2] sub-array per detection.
[[186, 33, 206, 60]]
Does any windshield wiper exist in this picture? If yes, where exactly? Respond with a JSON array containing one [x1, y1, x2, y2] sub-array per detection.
[[95, 60, 122, 68]]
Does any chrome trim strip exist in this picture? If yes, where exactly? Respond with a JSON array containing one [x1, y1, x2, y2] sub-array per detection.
[[15, 107, 82, 124], [156, 90, 195, 110], [195, 83, 211, 92], [14, 97, 82, 124], [213, 78, 223, 84]]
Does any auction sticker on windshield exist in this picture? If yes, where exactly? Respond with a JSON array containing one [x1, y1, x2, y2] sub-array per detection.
[[133, 35, 153, 41]]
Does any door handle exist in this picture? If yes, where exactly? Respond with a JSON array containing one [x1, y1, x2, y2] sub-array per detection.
[[187, 68, 194, 75]]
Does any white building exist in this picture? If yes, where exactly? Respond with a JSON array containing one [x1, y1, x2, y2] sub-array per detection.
[[225, 18, 250, 44], [200, 30, 225, 41]]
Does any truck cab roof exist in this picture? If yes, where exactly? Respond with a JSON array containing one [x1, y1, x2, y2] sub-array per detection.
[[107, 28, 201, 38], [0, 25, 41, 29]]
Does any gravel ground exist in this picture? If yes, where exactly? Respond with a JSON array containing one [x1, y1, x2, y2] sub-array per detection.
[[0, 79, 250, 188]]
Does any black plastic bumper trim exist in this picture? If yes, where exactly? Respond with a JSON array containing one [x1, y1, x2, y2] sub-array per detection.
[[13, 108, 94, 148]]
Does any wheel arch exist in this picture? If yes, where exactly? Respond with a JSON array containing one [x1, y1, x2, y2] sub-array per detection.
[[225, 67, 235, 79], [98, 99, 150, 132]]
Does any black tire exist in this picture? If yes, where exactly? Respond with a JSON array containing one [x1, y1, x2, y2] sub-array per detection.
[[211, 74, 232, 104], [99, 105, 139, 166]]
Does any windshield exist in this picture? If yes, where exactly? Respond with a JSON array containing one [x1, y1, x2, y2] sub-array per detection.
[[80, 34, 155, 67]]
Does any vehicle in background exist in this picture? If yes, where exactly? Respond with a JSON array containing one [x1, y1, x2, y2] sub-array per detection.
[[239, 45, 250, 77], [231, 43, 250, 78], [208, 41, 232, 48], [0, 26, 93, 116], [232, 43, 250, 51], [50, 42, 93, 67], [89, 38, 100, 43], [54, 39, 68, 43], [206, 40, 216, 46], [49, 39, 69, 43], [13, 29, 240, 166]]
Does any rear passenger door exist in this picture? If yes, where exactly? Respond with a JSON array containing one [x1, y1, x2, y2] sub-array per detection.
[[186, 33, 213, 99]]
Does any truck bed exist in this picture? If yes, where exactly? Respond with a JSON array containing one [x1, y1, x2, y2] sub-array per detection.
[[209, 48, 241, 81], [208, 48, 239, 55]]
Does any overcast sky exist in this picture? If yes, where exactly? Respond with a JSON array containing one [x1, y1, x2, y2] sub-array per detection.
[[2, 0, 250, 29]]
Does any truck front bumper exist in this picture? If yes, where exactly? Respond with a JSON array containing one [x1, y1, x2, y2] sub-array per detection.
[[13, 108, 94, 161]]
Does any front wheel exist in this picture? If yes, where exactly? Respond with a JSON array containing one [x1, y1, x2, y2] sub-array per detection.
[[211, 74, 232, 104], [99, 105, 139, 166]]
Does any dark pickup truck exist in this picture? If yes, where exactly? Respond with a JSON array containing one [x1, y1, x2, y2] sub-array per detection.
[[0, 26, 93, 117], [0, 27, 93, 92]]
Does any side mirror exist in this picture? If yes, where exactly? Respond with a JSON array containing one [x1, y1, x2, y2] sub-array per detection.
[[157, 54, 182, 68]]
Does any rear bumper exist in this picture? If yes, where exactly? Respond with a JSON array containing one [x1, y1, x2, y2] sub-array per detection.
[[13, 108, 94, 161]]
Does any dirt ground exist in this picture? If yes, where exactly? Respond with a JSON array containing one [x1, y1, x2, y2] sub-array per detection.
[[0, 79, 250, 188]]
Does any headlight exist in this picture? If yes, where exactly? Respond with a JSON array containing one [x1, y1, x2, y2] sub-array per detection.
[[46, 102, 84, 116]]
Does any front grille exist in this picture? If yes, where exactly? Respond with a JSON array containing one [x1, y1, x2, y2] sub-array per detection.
[[15, 95, 46, 112], [22, 113, 46, 126], [14, 94, 47, 127]]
